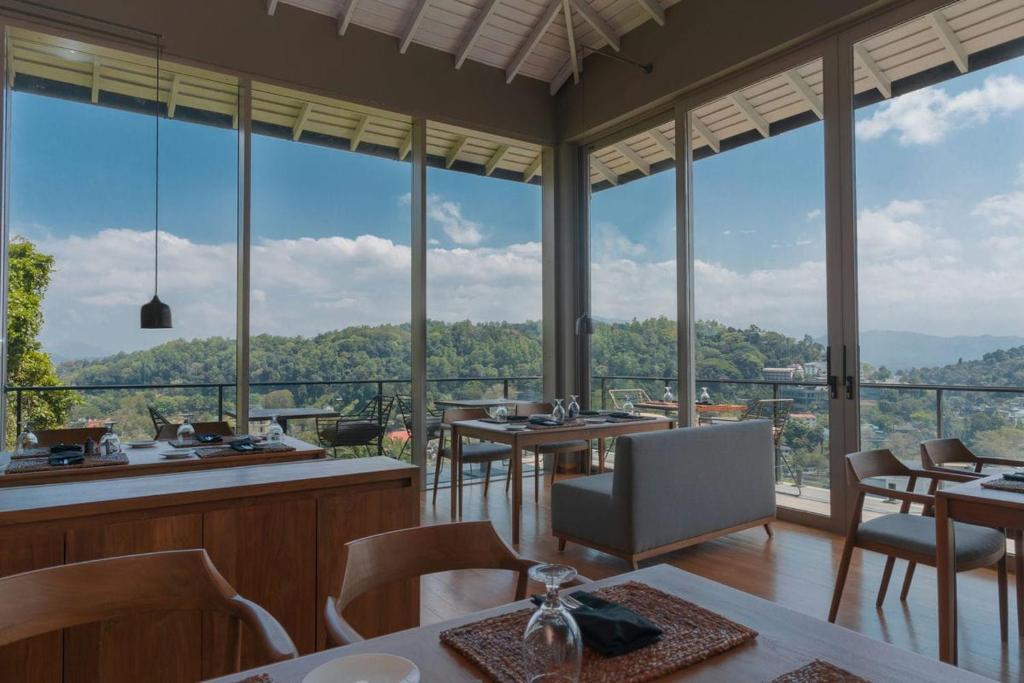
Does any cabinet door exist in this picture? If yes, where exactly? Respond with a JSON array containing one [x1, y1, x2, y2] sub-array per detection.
[[63, 514, 204, 683], [317, 482, 420, 648], [0, 530, 64, 683], [202, 497, 317, 679]]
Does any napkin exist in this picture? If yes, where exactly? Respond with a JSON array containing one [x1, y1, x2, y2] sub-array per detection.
[[570, 591, 662, 656], [528, 416, 564, 426], [196, 433, 223, 443]]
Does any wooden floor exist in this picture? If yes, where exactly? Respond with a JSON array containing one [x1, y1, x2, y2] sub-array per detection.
[[421, 476, 1020, 682]]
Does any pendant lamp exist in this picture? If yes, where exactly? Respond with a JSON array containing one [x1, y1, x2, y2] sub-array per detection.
[[141, 40, 171, 329]]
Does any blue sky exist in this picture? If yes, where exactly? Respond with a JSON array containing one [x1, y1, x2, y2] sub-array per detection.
[[9, 54, 1024, 358]]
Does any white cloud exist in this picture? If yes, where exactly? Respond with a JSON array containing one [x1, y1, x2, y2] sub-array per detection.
[[805, 209, 822, 221], [427, 194, 483, 245], [856, 199, 956, 260], [591, 222, 647, 261], [856, 74, 1024, 145]]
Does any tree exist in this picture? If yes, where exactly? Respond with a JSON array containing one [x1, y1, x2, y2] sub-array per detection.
[[5, 238, 77, 445]]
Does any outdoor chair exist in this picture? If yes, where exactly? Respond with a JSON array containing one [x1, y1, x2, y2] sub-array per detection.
[[316, 395, 394, 457], [147, 406, 175, 439], [324, 521, 588, 645], [828, 448, 1007, 642], [740, 398, 801, 496], [394, 394, 444, 462], [607, 388, 652, 411], [433, 407, 512, 512], [511, 401, 590, 500], [156, 420, 234, 441], [34, 427, 109, 447]]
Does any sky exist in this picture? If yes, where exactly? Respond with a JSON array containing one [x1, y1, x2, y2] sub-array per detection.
[[9, 50, 1024, 360]]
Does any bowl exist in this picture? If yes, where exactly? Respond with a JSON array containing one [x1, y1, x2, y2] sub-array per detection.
[[301, 653, 420, 683]]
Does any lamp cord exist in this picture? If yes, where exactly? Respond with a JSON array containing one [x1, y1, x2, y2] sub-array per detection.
[[154, 40, 160, 296]]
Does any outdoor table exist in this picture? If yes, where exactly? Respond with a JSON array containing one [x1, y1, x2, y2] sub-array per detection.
[[434, 397, 517, 410], [450, 415, 675, 545], [225, 406, 339, 433]]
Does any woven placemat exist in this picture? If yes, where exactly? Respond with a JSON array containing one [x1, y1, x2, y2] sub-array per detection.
[[235, 674, 273, 683], [5, 451, 129, 474], [526, 419, 586, 430], [440, 581, 757, 683], [166, 435, 243, 449], [981, 478, 1024, 493], [770, 660, 869, 682], [193, 442, 296, 459]]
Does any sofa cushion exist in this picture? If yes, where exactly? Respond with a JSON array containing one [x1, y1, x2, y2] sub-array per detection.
[[551, 474, 629, 553], [440, 442, 512, 462]]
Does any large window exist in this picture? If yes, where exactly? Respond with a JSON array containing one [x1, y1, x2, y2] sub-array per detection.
[[589, 122, 677, 411], [691, 60, 830, 512], [5, 29, 238, 441], [854, 1, 1024, 465]]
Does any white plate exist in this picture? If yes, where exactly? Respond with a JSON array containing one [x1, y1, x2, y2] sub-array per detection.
[[301, 654, 420, 683], [161, 450, 194, 460], [128, 440, 157, 448], [505, 424, 528, 431]]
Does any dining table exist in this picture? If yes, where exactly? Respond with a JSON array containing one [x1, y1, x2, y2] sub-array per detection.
[[225, 407, 339, 433], [205, 563, 984, 683], [450, 414, 675, 545], [434, 397, 517, 410], [635, 400, 748, 417], [935, 473, 1024, 664]]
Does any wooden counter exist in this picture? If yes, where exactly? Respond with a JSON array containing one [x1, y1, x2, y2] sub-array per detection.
[[0, 435, 326, 487], [0, 456, 420, 683]]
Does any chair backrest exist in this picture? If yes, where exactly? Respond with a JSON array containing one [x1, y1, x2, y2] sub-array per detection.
[[515, 401, 552, 416], [0, 549, 296, 670], [845, 448, 912, 483], [441, 407, 488, 424], [741, 399, 793, 444], [325, 521, 536, 645], [35, 427, 108, 447], [157, 420, 234, 441], [920, 438, 980, 470], [148, 406, 174, 437], [608, 389, 651, 409]]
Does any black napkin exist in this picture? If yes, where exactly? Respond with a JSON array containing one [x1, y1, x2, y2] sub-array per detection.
[[49, 444, 83, 454], [528, 416, 563, 427], [196, 433, 223, 443], [570, 591, 662, 656], [230, 436, 257, 452], [608, 411, 640, 420]]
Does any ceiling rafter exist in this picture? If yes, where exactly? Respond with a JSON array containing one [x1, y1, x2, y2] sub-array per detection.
[[399, 129, 413, 160], [350, 114, 370, 150], [446, 136, 469, 167], [292, 101, 314, 140], [507, 0, 562, 84], [523, 154, 542, 182], [590, 156, 618, 185], [729, 92, 769, 138], [562, 0, 579, 85], [337, 0, 361, 36], [485, 144, 511, 175], [647, 129, 674, 159], [90, 58, 100, 103], [853, 43, 891, 98], [785, 69, 822, 119], [635, 0, 665, 26], [928, 10, 968, 74], [166, 73, 183, 118], [456, 0, 502, 69], [267, 0, 279, 15], [400, 0, 433, 54], [691, 115, 719, 153], [614, 142, 650, 175], [569, 0, 619, 51]]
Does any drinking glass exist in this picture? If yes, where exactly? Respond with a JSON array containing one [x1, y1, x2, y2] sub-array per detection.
[[552, 399, 566, 422], [98, 421, 121, 455], [523, 564, 582, 682], [491, 405, 509, 423], [567, 395, 580, 419], [699, 387, 711, 404], [266, 416, 284, 442], [176, 414, 196, 445], [622, 398, 635, 415], [663, 386, 674, 402], [15, 422, 38, 455]]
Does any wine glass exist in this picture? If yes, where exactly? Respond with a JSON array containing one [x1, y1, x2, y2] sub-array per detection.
[[523, 564, 582, 682], [176, 414, 196, 445], [491, 405, 509, 423], [16, 422, 38, 455], [663, 386, 674, 402], [567, 395, 580, 419], [266, 415, 284, 442], [98, 421, 121, 455], [622, 397, 635, 415], [699, 386, 712, 404], [551, 399, 566, 423]]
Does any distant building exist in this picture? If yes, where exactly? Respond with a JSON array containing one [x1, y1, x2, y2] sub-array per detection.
[[763, 367, 796, 382], [803, 361, 827, 378]]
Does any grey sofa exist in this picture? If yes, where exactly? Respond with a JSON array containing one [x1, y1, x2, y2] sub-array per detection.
[[551, 420, 776, 568]]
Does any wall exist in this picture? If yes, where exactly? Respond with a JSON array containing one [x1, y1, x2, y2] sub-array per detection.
[[556, 0, 902, 142], [18, 0, 557, 145]]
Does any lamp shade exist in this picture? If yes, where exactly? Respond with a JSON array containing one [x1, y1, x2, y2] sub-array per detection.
[[140, 294, 172, 329]]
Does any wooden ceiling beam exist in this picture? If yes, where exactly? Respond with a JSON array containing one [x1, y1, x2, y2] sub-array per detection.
[[785, 69, 822, 119], [446, 136, 469, 168], [854, 43, 891, 98], [569, 0, 619, 51], [692, 115, 719, 153], [456, 0, 502, 69], [507, 0, 561, 84], [729, 92, 769, 138], [337, 0, 361, 36], [485, 144, 510, 176], [400, 0, 433, 54], [928, 10, 968, 74]]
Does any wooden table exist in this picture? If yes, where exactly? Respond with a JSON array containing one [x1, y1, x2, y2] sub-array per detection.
[[225, 407, 338, 433], [206, 563, 984, 683], [0, 435, 325, 487], [635, 401, 748, 417], [936, 474, 1024, 664], [451, 415, 674, 545], [434, 397, 516, 409], [0, 457, 420, 683]]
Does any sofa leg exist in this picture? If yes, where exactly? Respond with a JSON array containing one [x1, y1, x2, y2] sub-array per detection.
[[763, 523, 774, 539], [557, 537, 566, 552], [629, 558, 640, 571]]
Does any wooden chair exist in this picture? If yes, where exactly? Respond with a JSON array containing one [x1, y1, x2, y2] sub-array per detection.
[[156, 420, 234, 441], [148, 405, 175, 439], [324, 521, 586, 646], [432, 408, 512, 511], [741, 398, 801, 495], [316, 395, 394, 457], [511, 401, 590, 500], [0, 549, 297, 673], [608, 388, 652, 410], [921, 437, 1024, 636], [828, 449, 1009, 643], [394, 394, 443, 462], [34, 427, 108, 447]]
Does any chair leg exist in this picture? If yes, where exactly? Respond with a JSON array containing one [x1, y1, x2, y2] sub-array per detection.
[[828, 537, 856, 623], [1014, 530, 1024, 638], [534, 449, 540, 500], [558, 537, 566, 551], [552, 452, 560, 485], [999, 554, 1009, 643], [763, 523, 774, 539], [877, 556, 896, 608], [505, 459, 512, 494], [432, 451, 443, 505], [483, 461, 492, 496], [900, 561, 916, 602]]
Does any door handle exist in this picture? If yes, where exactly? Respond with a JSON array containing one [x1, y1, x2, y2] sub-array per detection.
[[843, 345, 855, 400], [826, 346, 838, 399]]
